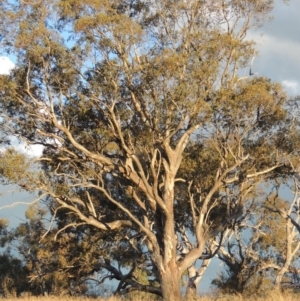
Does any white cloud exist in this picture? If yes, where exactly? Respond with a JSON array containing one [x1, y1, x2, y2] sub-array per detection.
[[245, 31, 300, 97], [0, 134, 64, 159], [9, 136, 44, 158], [7, 134, 63, 158], [246, 0, 300, 92], [0, 56, 15, 75], [282, 80, 300, 96]]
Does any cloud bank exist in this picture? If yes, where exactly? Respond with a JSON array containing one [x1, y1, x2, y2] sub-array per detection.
[[0, 56, 15, 75]]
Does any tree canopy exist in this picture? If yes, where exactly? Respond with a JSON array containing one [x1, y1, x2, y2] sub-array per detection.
[[0, 0, 299, 300]]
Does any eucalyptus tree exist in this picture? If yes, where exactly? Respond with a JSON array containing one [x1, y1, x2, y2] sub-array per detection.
[[263, 178, 300, 290], [211, 199, 281, 295], [211, 175, 300, 294], [0, 0, 298, 300]]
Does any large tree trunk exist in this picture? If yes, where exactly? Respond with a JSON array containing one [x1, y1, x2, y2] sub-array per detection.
[[160, 262, 182, 301]]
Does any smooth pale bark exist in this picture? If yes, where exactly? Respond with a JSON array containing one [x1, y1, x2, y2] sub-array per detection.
[[186, 259, 212, 299], [274, 267, 288, 288], [160, 261, 182, 301]]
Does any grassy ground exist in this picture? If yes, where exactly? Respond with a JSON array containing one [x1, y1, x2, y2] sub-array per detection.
[[1, 291, 300, 301]]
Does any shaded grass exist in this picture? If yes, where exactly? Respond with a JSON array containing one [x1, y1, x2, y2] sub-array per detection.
[[1, 290, 300, 301]]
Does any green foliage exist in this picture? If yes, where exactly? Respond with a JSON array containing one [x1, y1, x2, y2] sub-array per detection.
[[0, 252, 28, 297], [0, 149, 29, 182], [0, 218, 9, 230], [0, 219, 9, 247]]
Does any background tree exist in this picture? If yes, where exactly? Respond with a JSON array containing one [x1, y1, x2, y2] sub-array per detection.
[[211, 199, 276, 295], [262, 178, 300, 290], [212, 176, 300, 295], [0, 1, 298, 300], [0, 252, 28, 297], [0, 219, 29, 297]]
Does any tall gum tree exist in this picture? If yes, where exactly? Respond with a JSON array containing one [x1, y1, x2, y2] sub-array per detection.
[[0, 0, 299, 300], [262, 177, 300, 290]]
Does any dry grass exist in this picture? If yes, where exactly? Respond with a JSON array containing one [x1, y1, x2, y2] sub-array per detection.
[[0, 291, 299, 301]]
